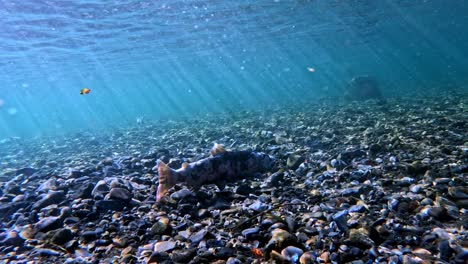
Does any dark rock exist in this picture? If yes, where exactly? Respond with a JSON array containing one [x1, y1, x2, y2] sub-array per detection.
[[107, 187, 133, 202], [338, 149, 366, 163], [235, 183, 253, 196], [81, 228, 103, 243], [0, 201, 29, 217], [209, 200, 231, 210], [51, 228, 73, 245], [455, 199, 468, 209], [449, 187, 468, 200], [140, 158, 155, 168], [150, 217, 170, 235], [64, 239, 79, 252], [406, 161, 426, 175], [310, 212, 324, 219], [170, 189, 194, 200], [16, 167, 37, 176], [287, 154, 305, 170], [266, 229, 298, 253], [341, 187, 361, 197], [0, 231, 24, 247], [368, 143, 381, 156], [349, 170, 369, 182], [34, 216, 62, 233], [215, 247, 235, 259], [92, 180, 109, 199], [242, 227, 260, 240], [36, 178, 57, 192], [75, 182, 94, 199], [96, 200, 127, 212], [101, 157, 114, 166], [5, 183, 21, 195], [439, 240, 454, 261], [68, 169, 82, 178], [63, 217, 80, 225], [285, 216, 296, 233], [148, 251, 170, 263], [332, 210, 349, 232], [172, 248, 196, 263], [190, 229, 207, 244], [454, 250, 468, 264], [345, 75, 382, 101], [428, 206, 448, 220], [32, 191, 65, 211], [264, 170, 285, 187], [206, 239, 224, 248], [348, 228, 374, 248], [167, 158, 181, 168]]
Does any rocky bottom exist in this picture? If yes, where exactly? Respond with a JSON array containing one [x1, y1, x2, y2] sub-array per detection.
[[0, 95, 467, 264]]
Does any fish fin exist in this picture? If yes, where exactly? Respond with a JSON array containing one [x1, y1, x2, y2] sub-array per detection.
[[181, 162, 189, 169], [156, 160, 178, 201], [210, 143, 226, 156]]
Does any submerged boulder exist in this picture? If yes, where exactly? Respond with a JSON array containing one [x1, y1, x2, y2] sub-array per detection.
[[345, 75, 382, 101]]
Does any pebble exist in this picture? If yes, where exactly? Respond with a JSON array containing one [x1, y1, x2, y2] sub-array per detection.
[[248, 200, 269, 212], [0, 231, 24, 247], [281, 246, 304, 262], [190, 229, 207, 244], [81, 228, 103, 243], [50, 228, 73, 245], [287, 154, 305, 169], [171, 248, 197, 262], [299, 251, 315, 264], [32, 191, 65, 210], [154, 241, 176, 252], [170, 189, 194, 200], [31, 248, 61, 257], [96, 200, 126, 212], [241, 227, 260, 240], [16, 167, 37, 176], [91, 180, 109, 198], [107, 187, 133, 201]]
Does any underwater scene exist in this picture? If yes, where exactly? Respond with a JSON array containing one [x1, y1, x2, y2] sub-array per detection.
[[0, 0, 467, 263]]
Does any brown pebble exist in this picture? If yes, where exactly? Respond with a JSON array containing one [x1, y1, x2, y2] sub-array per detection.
[[300, 251, 315, 264], [320, 251, 330, 263]]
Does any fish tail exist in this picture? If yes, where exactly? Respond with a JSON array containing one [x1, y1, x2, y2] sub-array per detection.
[[156, 160, 178, 201]]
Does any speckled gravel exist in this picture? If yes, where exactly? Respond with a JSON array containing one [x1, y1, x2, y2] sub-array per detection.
[[0, 94, 467, 264]]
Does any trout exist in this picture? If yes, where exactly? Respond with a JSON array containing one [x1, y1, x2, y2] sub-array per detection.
[[156, 143, 273, 201]]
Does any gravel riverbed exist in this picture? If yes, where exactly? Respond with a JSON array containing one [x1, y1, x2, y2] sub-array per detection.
[[1, 95, 467, 264]]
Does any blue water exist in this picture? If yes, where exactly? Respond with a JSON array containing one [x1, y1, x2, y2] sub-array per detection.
[[0, 0, 467, 138]]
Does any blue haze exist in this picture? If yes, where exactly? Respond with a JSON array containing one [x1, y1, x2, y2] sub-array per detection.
[[0, 0, 467, 138]]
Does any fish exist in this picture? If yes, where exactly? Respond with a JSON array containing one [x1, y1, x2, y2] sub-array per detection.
[[80, 88, 91, 95], [156, 143, 274, 201]]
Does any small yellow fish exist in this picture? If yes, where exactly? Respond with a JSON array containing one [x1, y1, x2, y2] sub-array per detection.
[[80, 88, 91, 95]]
